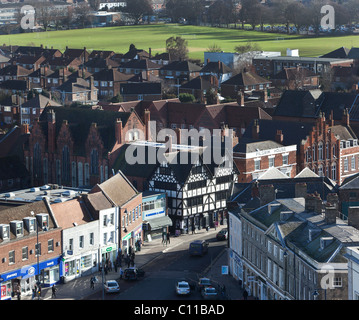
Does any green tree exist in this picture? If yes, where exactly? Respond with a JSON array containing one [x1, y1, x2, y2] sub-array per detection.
[[179, 93, 195, 103], [166, 36, 188, 61], [124, 0, 153, 24]]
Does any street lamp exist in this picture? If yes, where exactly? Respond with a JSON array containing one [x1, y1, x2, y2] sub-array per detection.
[[312, 288, 327, 300]]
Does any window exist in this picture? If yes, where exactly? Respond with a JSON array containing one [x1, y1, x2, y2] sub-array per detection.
[[333, 277, 342, 287], [269, 157, 274, 168], [103, 233, 107, 245], [332, 145, 336, 157], [48, 239, 54, 252], [22, 247, 28, 260], [69, 239, 73, 251], [91, 149, 99, 175], [312, 145, 316, 161], [282, 154, 288, 165], [344, 157, 349, 171], [79, 236, 84, 248], [34, 142, 42, 180], [89, 232, 94, 245], [326, 143, 330, 159], [318, 143, 323, 160], [254, 159, 261, 171], [331, 163, 337, 181], [9, 250, 15, 264], [352, 156, 356, 170], [35, 243, 41, 256]]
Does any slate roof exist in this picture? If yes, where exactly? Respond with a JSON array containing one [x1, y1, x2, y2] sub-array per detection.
[[0, 80, 27, 91], [221, 70, 271, 86], [233, 139, 283, 153], [0, 199, 56, 243], [200, 61, 232, 74], [0, 64, 32, 77], [55, 77, 94, 93], [14, 46, 60, 58], [122, 49, 149, 60], [340, 172, 359, 190], [347, 48, 359, 60], [20, 94, 62, 109], [120, 82, 162, 95], [320, 47, 350, 59], [88, 50, 115, 60], [242, 119, 315, 147], [273, 90, 359, 121], [180, 75, 217, 90], [160, 60, 202, 72], [39, 106, 132, 154], [121, 58, 161, 70], [91, 68, 133, 82], [84, 57, 120, 69]]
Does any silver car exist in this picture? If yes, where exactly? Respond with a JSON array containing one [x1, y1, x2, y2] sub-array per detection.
[[104, 280, 120, 294], [176, 281, 191, 295]]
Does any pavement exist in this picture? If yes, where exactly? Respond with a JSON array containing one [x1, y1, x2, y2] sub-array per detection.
[[21, 226, 252, 301]]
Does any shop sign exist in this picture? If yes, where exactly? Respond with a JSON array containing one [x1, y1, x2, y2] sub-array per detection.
[[101, 244, 117, 254]]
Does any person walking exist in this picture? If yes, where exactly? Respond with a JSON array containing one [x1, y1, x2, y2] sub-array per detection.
[[90, 277, 95, 290], [51, 285, 57, 298], [243, 288, 248, 300]]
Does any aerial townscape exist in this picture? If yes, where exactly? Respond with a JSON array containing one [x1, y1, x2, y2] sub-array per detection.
[[1, 0, 359, 307]]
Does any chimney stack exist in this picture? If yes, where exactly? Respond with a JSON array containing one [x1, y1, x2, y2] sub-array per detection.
[[259, 184, 276, 206], [252, 119, 260, 140], [305, 192, 322, 214], [348, 207, 359, 230], [115, 118, 122, 144], [275, 129, 283, 144], [237, 90, 245, 107], [324, 205, 337, 225], [342, 108, 350, 126]]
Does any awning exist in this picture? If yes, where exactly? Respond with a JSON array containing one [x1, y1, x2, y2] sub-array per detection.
[[146, 216, 173, 230]]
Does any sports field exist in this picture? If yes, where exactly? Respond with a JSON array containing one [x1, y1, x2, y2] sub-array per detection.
[[1, 24, 359, 61]]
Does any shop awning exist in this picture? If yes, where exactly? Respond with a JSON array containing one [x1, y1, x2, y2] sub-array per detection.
[[147, 216, 173, 230]]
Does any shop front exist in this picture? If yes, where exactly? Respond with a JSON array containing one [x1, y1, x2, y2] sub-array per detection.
[[121, 232, 131, 254], [101, 244, 117, 266], [62, 251, 98, 283], [229, 249, 243, 282], [0, 256, 61, 299]]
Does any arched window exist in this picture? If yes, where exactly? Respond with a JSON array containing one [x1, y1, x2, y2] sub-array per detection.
[[331, 163, 337, 181], [62, 145, 70, 183], [91, 149, 99, 174], [318, 142, 323, 160], [318, 165, 323, 177], [33, 142, 42, 180], [332, 144, 336, 158], [326, 143, 330, 159], [312, 144, 316, 161]]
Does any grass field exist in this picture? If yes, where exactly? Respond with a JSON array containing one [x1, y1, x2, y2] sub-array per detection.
[[1, 24, 359, 61]]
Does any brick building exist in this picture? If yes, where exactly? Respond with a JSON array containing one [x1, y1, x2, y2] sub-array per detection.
[[233, 137, 297, 183], [24, 106, 149, 188]]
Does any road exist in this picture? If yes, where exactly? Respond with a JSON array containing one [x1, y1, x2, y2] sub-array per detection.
[[86, 232, 226, 300]]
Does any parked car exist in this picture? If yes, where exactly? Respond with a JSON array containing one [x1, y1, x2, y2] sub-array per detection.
[[197, 277, 211, 291], [104, 280, 120, 294], [201, 286, 218, 300], [175, 281, 191, 295], [123, 267, 145, 280], [216, 228, 228, 241]]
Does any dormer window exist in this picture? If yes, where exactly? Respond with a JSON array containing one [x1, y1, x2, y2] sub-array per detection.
[[0, 224, 10, 240], [36, 214, 49, 231], [24, 217, 36, 233], [10, 221, 23, 237]]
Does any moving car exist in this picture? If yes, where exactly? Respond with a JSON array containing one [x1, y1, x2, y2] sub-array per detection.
[[189, 240, 209, 256], [104, 280, 120, 294], [197, 277, 211, 291], [123, 267, 145, 280], [216, 228, 228, 241], [175, 281, 191, 295], [201, 286, 217, 300]]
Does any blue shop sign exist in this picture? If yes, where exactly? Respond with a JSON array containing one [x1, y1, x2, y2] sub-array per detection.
[[0, 256, 61, 282]]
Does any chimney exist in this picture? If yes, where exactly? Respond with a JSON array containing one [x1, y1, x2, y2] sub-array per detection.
[[295, 182, 307, 198], [252, 119, 260, 140], [21, 123, 30, 135], [115, 118, 122, 144], [149, 47, 152, 59], [264, 88, 268, 103], [324, 205, 337, 225], [175, 128, 181, 144], [348, 207, 359, 230], [237, 90, 244, 107], [62, 68, 67, 83], [144, 109, 151, 141], [275, 129, 283, 144], [329, 110, 334, 126], [305, 192, 322, 214], [259, 184, 276, 206], [47, 109, 56, 153], [342, 108, 350, 126]]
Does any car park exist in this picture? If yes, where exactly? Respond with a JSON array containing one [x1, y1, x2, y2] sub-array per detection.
[[201, 286, 218, 300], [104, 280, 120, 294], [175, 281, 191, 296], [216, 228, 228, 241]]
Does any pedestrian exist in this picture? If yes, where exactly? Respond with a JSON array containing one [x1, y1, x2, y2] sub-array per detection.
[[16, 289, 21, 300], [167, 232, 170, 244], [114, 262, 118, 273], [120, 267, 123, 280], [243, 288, 248, 300], [90, 277, 95, 290], [51, 285, 57, 298], [192, 224, 195, 234], [32, 287, 36, 300]]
